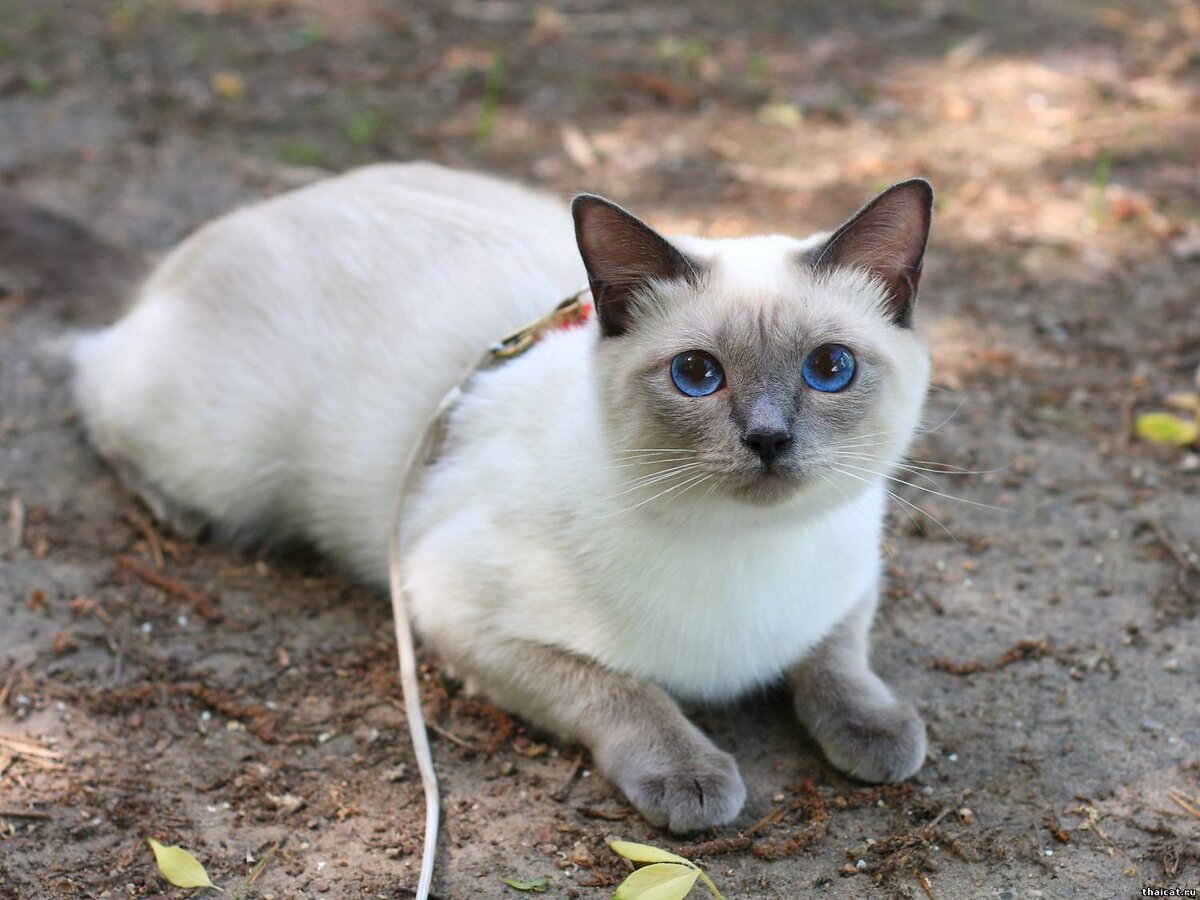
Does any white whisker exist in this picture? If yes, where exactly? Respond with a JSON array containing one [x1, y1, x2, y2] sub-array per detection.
[[605, 471, 711, 518], [599, 456, 701, 470], [828, 461, 1010, 513], [611, 448, 699, 456], [828, 464, 960, 545], [608, 463, 705, 498], [833, 451, 1009, 483]]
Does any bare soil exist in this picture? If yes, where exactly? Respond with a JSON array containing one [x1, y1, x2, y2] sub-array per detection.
[[1, 1, 1199, 898]]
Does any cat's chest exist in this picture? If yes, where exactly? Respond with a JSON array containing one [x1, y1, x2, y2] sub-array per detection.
[[570, 505, 881, 701]]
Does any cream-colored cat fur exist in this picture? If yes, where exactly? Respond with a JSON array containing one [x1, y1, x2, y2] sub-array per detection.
[[73, 163, 934, 832]]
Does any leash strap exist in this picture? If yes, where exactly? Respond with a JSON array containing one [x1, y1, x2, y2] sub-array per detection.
[[386, 288, 590, 899]]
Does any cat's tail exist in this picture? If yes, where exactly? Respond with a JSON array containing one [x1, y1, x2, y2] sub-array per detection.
[[0, 190, 143, 323]]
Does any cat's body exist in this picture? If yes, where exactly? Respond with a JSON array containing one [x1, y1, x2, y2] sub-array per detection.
[[71, 162, 933, 832]]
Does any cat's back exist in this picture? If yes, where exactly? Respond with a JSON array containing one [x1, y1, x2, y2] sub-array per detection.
[[73, 163, 585, 562], [146, 162, 578, 317]]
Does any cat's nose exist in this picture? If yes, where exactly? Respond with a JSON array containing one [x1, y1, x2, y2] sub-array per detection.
[[743, 428, 792, 466]]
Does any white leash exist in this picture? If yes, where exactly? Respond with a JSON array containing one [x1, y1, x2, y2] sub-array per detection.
[[385, 291, 590, 899]]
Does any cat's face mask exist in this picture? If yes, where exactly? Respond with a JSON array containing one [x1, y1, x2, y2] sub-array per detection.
[[574, 183, 934, 515]]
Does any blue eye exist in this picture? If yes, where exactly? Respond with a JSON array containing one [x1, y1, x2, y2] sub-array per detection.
[[670, 350, 725, 397], [802, 344, 856, 392]]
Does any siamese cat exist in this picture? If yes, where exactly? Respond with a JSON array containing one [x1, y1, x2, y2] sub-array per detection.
[[70, 163, 932, 832]]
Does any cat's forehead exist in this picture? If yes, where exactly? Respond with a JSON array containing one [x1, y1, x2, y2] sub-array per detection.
[[671, 233, 823, 294], [662, 233, 894, 340]]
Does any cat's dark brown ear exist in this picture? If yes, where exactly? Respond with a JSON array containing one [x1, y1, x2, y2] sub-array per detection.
[[572, 194, 703, 337], [812, 179, 933, 327]]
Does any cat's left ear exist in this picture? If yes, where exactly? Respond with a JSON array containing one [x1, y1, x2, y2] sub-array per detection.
[[813, 179, 933, 327], [572, 194, 704, 337]]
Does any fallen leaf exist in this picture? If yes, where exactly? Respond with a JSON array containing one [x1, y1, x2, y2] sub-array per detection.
[[756, 102, 802, 128], [501, 875, 550, 892], [147, 838, 222, 891], [607, 840, 692, 867], [612, 862, 699, 900], [1135, 411, 1199, 447], [210, 71, 245, 102]]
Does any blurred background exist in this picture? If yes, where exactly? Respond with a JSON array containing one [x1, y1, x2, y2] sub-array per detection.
[[1, 2, 1198, 898]]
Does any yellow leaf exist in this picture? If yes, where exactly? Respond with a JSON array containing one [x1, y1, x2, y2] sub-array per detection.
[[147, 838, 222, 891], [210, 71, 245, 102], [1135, 412, 1200, 447], [612, 862, 700, 900], [756, 102, 802, 128], [607, 839, 692, 867]]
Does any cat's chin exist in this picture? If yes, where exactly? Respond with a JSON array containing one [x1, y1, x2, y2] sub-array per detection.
[[728, 471, 802, 506]]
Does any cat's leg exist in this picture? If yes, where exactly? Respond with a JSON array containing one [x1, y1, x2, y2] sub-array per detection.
[[789, 591, 926, 782], [444, 637, 746, 833]]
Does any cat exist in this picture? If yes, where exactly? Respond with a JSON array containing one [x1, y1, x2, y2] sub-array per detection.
[[70, 162, 933, 833]]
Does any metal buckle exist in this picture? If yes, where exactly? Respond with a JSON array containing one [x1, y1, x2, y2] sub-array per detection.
[[491, 291, 588, 361]]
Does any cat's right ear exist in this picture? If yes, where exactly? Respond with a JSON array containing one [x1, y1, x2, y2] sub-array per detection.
[[811, 179, 933, 328], [572, 195, 703, 338]]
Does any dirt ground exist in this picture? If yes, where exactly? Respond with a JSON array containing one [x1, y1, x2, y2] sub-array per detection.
[[1, 1, 1199, 897]]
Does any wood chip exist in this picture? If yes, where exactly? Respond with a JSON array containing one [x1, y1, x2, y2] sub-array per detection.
[[560, 125, 597, 170], [915, 868, 937, 899], [0, 734, 64, 761], [5, 494, 23, 553], [1169, 788, 1200, 821], [0, 669, 17, 708]]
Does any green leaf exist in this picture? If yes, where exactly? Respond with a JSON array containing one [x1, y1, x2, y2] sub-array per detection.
[[607, 839, 693, 867], [612, 862, 700, 900], [147, 838, 222, 891], [1135, 412, 1200, 447], [501, 875, 550, 892]]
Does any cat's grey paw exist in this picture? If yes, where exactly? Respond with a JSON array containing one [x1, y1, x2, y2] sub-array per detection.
[[814, 701, 926, 783], [609, 744, 746, 833]]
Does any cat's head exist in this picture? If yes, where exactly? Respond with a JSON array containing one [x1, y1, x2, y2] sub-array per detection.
[[573, 181, 932, 517]]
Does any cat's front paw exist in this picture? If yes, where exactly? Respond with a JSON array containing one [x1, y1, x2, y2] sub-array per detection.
[[814, 701, 926, 783], [607, 742, 746, 834]]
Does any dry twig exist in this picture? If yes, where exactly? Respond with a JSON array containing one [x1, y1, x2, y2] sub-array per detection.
[[0, 808, 51, 820], [124, 510, 166, 570], [116, 554, 222, 621]]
